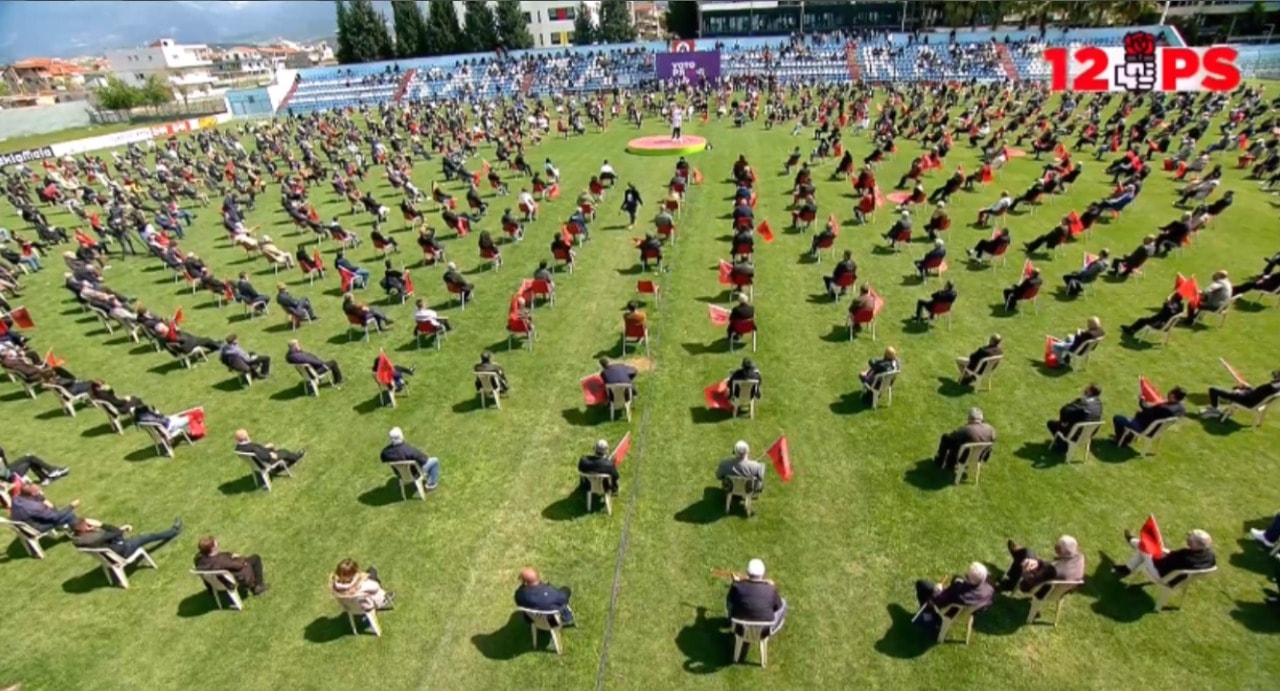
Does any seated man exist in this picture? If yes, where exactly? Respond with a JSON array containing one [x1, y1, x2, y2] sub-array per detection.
[[727, 358, 763, 409], [934, 407, 996, 470], [1154, 212, 1193, 255], [967, 228, 1010, 261], [881, 211, 913, 247], [637, 233, 663, 270], [70, 515, 182, 558], [412, 298, 453, 332], [1000, 535, 1086, 596], [1201, 369, 1280, 419], [1114, 386, 1186, 443], [1050, 316, 1106, 364], [334, 249, 370, 288], [9, 482, 81, 531], [379, 260, 407, 296], [195, 535, 268, 596], [912, 562, 995, 634], [726, 558, 787, 637], [1110, 236, 1156, 278], [514, 568, 575, 626], [235, 272, 269, 312], [623, 301, 646, 333], [285, 339, 344, 386], [379, 427, 439, 489], [578, 439, 619, 494], [1023, 218, 1071, 254], [924, 201, 950, 241], [443, 262, 475, 302], [234, 428, 305, 468], [371, 356, 414, 394], [913, 239, 947, 279], [806, 216, 835, 258], [955, 334, 1003, 385], [913, 281, 957, 322], [1046, 383, 1103, 443], [1121, 293, 1183, 336], [1063, 249, 1110, 297], [342, 294, 392, 330], [220, 333, 271, 380], [1233, 269, 1280, 298], [474, 350, 509, 394], [276, 284, 319, 321], [823, 250, 857, 299], [0, 445, 70, 485], [1114, 526, 1216, 580], [155, 324, 222, 357], [976, 191, 1013, 225], [599, 357, 638, 403], [727, 293, 755, 341], [859, 346, 901, 395], [716, 441, 765, 496], [1187, 270, 1232, 321]]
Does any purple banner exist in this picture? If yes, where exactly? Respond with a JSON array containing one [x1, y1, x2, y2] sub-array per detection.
[[655, 51, 721, 82]]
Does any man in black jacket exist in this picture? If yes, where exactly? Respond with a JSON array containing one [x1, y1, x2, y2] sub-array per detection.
[[1121, 293, 1183, 336], [284, 339, 344, 385], [70, 515, 182, 558], [955, 334, 1002, 385], [823, 250, 857, 299], [599, 357, 638, 403], [1114, 387, 1186, 444], [379, 427, 439, 488], [913, 562, 995, 634], [914, 281, 957, 322], [1114, 526, 1215, 580], [474, 350, 509, 394], [515, 567, 575, 625], [726, 559, 787, 636], [1047, 383, 1103, 442], [443, 262, 474, 302], [578, 439, 619, 494], [235, 272, 269, 312], [1202, 369, 1280, 418], [276, 283, 318, 321], [1110, 236, 1156, 278], [234, 428, 304, 468]]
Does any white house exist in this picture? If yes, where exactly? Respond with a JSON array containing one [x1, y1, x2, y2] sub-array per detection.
[[104, 38, 219, 98], [452, 1, 596, 49]]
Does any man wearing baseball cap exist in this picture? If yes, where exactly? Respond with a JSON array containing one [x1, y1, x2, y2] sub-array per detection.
[[726, 558, 787, 638]]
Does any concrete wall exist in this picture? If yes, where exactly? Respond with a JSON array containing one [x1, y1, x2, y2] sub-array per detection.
[[0, 100, 92, 142]]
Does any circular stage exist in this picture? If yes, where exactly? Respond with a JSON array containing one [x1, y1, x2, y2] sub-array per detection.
[[626, 135, 708, 157]]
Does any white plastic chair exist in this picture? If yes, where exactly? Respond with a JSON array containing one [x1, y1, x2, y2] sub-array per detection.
[[730, 619, 774, 667], [607, 383, 633, 421], [581, 472, 613, 515], [953, 442, 994, 486], [1065, 337, 1103, 370], [1055, 420, 1105, 463], [77, 545, 158, 589], [517, 608, 564, 654], [1146, 566, 1218, 611], [476, 371, 503, 409], [138, 420, 191, 458], [935, 603, 978, 643], [293, 363, 336, 397], [335, 593, 383, 636], [1, 518, 62, 559], [1221, 392, 1280, 429], [42, 383, 89, 416], [962, 355, 1003, 392], [730, 380, 760, 418], [1118, 416, 1178, 456], [90, 398, 127, 434], [863, 369, 899, 409], [724, 475, 757, 516], [388, 460, 428, 501], [236, 451, 292, 492], [192, 569, 244, 610], [1026, 580, 1084, 625]]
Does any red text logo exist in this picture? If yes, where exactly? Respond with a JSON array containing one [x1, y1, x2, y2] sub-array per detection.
[[1045, 32, 1241, 93]]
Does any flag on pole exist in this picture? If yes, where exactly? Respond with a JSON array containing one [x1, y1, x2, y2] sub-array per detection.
[[692, 168, 704, 184], [1044, 335, 1060, 368], [704, 380, 733, 410], [1022, 259, 1037, 279], [1139, 376, 1164, 405], [44, 350, 66, 367], [826, 213, 840, 236], [1174, 273, 1201, 308], [1138, 515, 1165, 557], [757, 220, 775, 243], [718, 260, 733, 285], [339, 267, 357, 293], [1068, 210, 1084, 235], [8, 307, 34, 329], [708, 304, 731, 326], [312, 249, 324, 270], [611, 432, 633, 466], [980, 163, 994, 184], [580, 374, 607, 406], [172, 307, 184, 326], [1220, 358, 1250, 387], [374, 351, 396, 388], [403, 270, 414, 295], [765, 435, 793, 482]]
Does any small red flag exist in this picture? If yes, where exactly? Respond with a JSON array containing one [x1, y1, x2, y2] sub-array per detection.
[[548, 183, 561, 200], [9, 307, 34, 329], [580, 374, 606, 406], [873, 186, 886, 208], [339, 267, 356, 293], [312, 249, 324, 270], [472, 171, 482, 186], [403, 270, 414, 295], [457, 217, 470, 237], [704, 380, 733, 410], [1139, 376, 1164, 405], [869, 288, 885, 315], [757, 221, 774, 244], [180, 407, 207, 440], [980, 164, 994, 184], [1022, 259, 1036, 279], [1054, 142, 1068, 159], [1220, 358, 1250, 387], [765, 435, 793, 482], [637, 279, 658, 295], [692, 168, 704, 184], [1174, 273, 1201, 309], [1068, 210, 1084, 235], [560, 225, 573, 247], [171, 307, 184, 326], [1138, 515, 1164, 557], [44, 349, 66, 367], [374, 351, 396, 387], [708, 304, 730, 326], [610, 432, 632, 467], [1044, 335, 1060, 368], [74, 229, 98, 247], [717, 260, 733, 285], [164, 321, 179, 342], [826, 213, 839, 237]]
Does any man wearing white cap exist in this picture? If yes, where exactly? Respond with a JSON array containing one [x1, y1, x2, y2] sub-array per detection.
[[578, 439, 619, 494], [378, 427, 439, 489], [716, 441, 765, 496], [726, 559, 787, 637]]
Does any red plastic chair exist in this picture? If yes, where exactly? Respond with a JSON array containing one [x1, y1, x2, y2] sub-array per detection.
[[415, 320, 444, 350], [530, 278, 555, 307], [728, 318, 758, 352]]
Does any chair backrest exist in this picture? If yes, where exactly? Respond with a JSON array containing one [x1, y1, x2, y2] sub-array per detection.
[[870, 369, 899, 392], [730, 319, 757, 335], [518, 608, 562, 631], [939, 603, 978, 627], [727, 475, 755, 495], [138, 420, 170, 444], [293, 363, 319, 381], [972, 355, 1002, 377], [193, 569, 237, 592], [79, 546, 125, 566], [235, 450, 265, 471], [335, 593, 371, 616], [580, 473, 611, 495], [1140, 416, 1178, 439], [388, 460, 422, 483], [1160, 566, 1217, 588], [930, 301, 953, 316], [531, 279, 553, 296], [4, 519, 43, 539], [956, 442, 993, 466], [1035, 580, 1084, 604], [730, 379, 759, 400], [1072, 337, 1102, 357], [415, 320, 439, 336], [477, 371, 501, 395], [729, 619, 772, 643], [624, 322, 647, 340], [606, 383, 631, 403], [1064, 420, 1105, 445]]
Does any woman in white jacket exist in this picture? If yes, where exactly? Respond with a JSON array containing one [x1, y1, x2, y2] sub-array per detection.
[[330, 558, 395, 612]]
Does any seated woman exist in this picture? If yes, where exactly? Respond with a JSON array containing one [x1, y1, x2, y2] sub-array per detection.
[[331, 558, 395, 612]]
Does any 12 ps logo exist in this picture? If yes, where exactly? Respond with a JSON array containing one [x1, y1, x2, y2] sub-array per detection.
[[1045, 31, 1241, 93]]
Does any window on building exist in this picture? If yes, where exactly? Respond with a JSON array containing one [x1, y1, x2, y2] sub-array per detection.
[[550, 6, 574, 21], [135, 73, 145, 81], [538, 33, 544, 46], [522, 12, 532, 23], [565, 31, 575, 44], [551, 32, 564, 46]]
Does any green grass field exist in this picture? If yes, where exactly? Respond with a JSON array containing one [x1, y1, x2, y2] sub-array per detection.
[[3, 91, 1280, 691]]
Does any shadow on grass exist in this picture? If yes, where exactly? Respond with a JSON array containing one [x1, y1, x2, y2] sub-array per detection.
[[903, 459, 951, 492], [820, 324, 854, 344], [357, 478, 407, 507], [303, 615, 355, 643], [972, 596, 1024, 637], [1085, 555, 1155, 623], [176, 590, 222, 618], [34, 407, 68, 421], [147, 360, 186, 376], [1013, 441, 1064, 469], [1118, 333, 1156, 352], [212, 377, 250, 393], [217, 475, 260, 496], [689, 406, 731, 425], [62, 568, 115, 594], [873, 603, 931, 659], [561, 406, 612, 427], [352, 395, 388, 415], [675, 605, 736, 673], [986, 302, 1018, 319], [935, 377, 972, 397], [81, 421, 121, 438], [472, 612, 542, 659], [0, 539, 32, 564], [828, 391, 871, 416], [1228, 535, 1277, 577], [124, 446, 163, 462], [1230, 600, 1280, 634], [450, 396, 486, 414], [1027, 358, 1071, 378], [269, 385, 311, 402], [674, 487, 727, 525], [542, 485, 592, 521], [1092, 442, 1139, 464]]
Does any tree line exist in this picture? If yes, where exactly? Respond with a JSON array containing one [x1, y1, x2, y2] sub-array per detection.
[[335, 0, 638, 65]]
